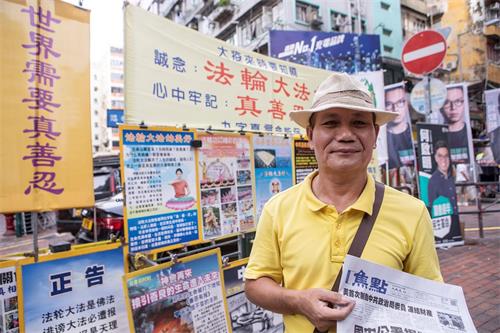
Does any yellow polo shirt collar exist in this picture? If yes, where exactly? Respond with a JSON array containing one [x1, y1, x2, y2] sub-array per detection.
[[304, 170, 375, 215]]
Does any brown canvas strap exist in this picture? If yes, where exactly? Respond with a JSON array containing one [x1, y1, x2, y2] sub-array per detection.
[[313, 181, 385, 333]]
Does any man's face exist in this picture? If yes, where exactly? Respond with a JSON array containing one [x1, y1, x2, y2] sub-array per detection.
[[442, 88, 465, 125], [385, 87, 408, 125], [434, 147, 450, 174], [307, 108, 379, 175]]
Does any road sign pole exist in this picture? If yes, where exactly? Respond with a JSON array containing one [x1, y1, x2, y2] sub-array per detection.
[[426, 74, 433, 123]]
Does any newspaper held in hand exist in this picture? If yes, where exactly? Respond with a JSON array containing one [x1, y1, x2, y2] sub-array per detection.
[[338, 255, 477, 333]]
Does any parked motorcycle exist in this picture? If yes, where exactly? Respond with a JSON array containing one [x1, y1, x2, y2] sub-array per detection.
[[75, 192, 124, 244]]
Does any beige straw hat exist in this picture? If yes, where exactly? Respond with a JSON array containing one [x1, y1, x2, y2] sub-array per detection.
[[290, 72, 397, 128]]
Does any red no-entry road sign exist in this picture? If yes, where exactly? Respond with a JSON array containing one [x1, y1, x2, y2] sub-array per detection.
[[402, 30, 447, 75]]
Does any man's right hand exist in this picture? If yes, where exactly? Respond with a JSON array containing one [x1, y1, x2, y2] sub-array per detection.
[[293, 288, 356, 332]]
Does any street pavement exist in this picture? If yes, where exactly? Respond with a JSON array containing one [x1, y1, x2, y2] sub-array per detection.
[[1, 202, 499, 331]]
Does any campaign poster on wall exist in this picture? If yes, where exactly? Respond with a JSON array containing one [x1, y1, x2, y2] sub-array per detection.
[[253, 135, 293, 221], [198, 133, 255, 239], [293, 137, 317, 184], [120, 125, 201, 254], [416, 123, 463, 247], [18, 244, 130, 333], [223, 259, 284, 333], [269, 31, 381, 73], [485, 89, 500, 164], [0, 262, 18, 333], [123, 249, 231, 333]]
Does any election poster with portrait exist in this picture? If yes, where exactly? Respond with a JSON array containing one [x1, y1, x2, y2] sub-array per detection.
[[293, 137, 317, 184], [223, 259, 283, 333], [123, 248, 231, 333], [198, 133, 255, 239], [416, 123, 463, 247], [253, 135, 293, 221], [384, 82, 417, 192], [18, 244, 130, 333], [0, 262, 18, 333], [485, 89, 500, 164], [120, 125, 201, 254]]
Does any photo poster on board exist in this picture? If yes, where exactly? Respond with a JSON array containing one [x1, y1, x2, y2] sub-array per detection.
[[223, 259, 284, 333], [17, 244, 131, 333], [0, 261, 18, 333], [416, 123, 463, 247], [123, 248, 231, 333], [198, 133, 255, 239], [253, 135, 293, 221], [292, 137, 318, 184], [120, 125, 202, 254]]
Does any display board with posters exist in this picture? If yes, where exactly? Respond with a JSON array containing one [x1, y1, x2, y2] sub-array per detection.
[[269, 31, 381, 73], [0, 261, 18, 333], [0, 0, 94, 213], [253, 135, 293, 221], [293, 137, 317, 184], [123, 248, 231, 333], [198, 133, 255, 239], [416, 123, 463, 247], [125, 5, 334, 135], [120, 125, 201, 254], [485, 89, 500, 164], [223, 259, 283, 332], [18, 244, 130, 333]]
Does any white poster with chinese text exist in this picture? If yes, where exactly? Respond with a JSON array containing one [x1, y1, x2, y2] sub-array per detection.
[[0, 264, 18, 333]]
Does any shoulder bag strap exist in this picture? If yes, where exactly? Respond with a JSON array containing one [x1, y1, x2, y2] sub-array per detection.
[[313, 181, 385, 333]]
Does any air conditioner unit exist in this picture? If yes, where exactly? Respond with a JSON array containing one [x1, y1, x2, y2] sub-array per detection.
[[445, 60, 457, 70], [310, 16, 323, 29]]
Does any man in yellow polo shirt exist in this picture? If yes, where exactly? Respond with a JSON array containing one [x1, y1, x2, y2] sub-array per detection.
[[244, 72, 442, 333]]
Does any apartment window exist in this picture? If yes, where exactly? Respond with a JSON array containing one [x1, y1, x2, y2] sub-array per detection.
[[111, 86, 123, 95], [94, 109, 99, 115], [380, 1, 390, 10], [351, 17, 367, 34], [295, 1, 319, 24], [382, 28, 392, 36], [383, 45, 393, 53], [94, 122, 99, 128], [331, 11, 349, 32], [94, 134, 99, 141], [111, 72, 123, 82]]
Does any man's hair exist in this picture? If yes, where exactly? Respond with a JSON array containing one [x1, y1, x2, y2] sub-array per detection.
[[309, 112, 376, 128], [385, 85, 404, 95], [434, 140, 449, 153]]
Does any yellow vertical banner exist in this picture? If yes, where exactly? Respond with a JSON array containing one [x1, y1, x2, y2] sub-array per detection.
[[0, 0, 93, 212]]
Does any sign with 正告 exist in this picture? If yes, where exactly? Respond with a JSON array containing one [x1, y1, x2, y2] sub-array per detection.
[[18, 244, 130, 333], [198, 133, 255, 238], [253, 135, 293, 221], [121, 125, 201, 253], [223, 258, 284, 332], [123, 248, 231, 333], [125, 5, 332, 134], [0, 0, 93, 213]]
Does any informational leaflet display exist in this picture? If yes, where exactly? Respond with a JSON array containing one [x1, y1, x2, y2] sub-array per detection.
[[485, 89, 500, 164], [198, 133, 255, 239], [416, 123, 463, 247], [0, 262, 18, 333], [293, 137, 317, 184], [123, 249, 231, 333], [121, 125, 201, 253], [253, 135, 293, 221], [223, 259, 283, 333], [338, 255, 477, 333], [18, 244, 130, 333]]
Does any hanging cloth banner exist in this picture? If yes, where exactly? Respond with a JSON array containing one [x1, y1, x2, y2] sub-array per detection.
[[124, 5, 333, 134], [0, 0, 93, 213]]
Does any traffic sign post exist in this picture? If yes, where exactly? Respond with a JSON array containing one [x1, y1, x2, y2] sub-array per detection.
[[402, 30, 447, 75]]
